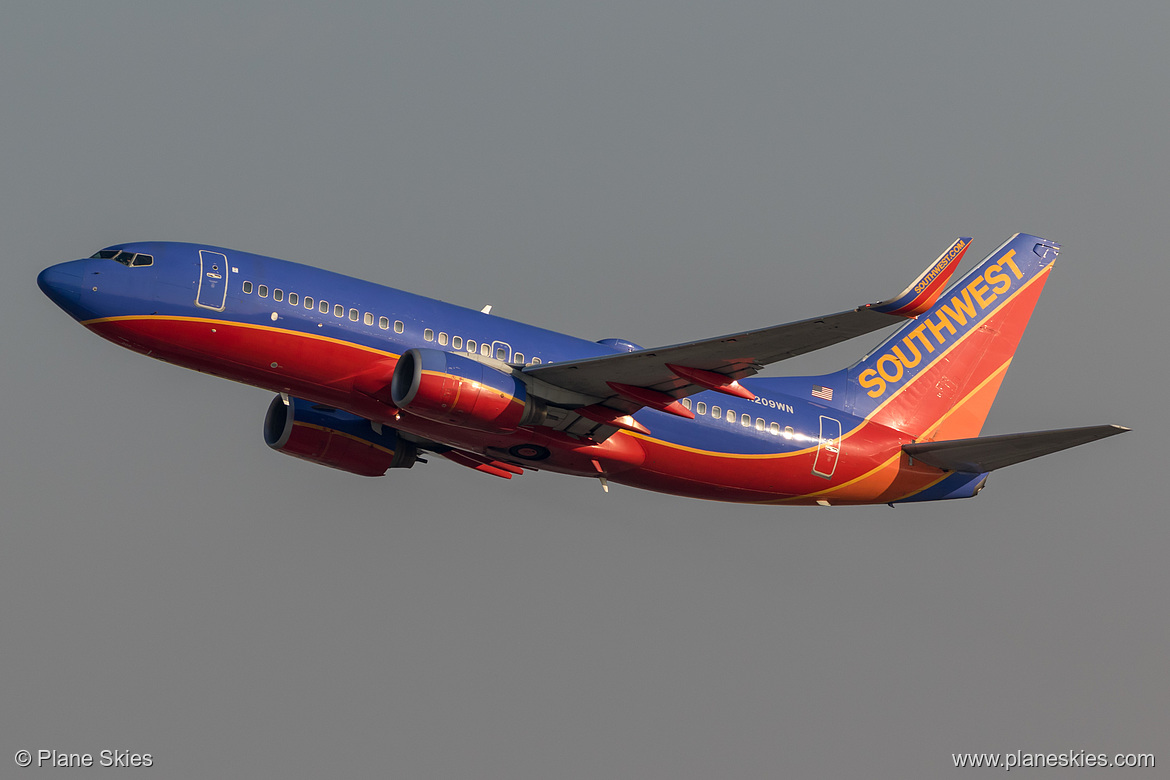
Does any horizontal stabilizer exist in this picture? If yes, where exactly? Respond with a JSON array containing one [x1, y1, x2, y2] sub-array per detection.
[[903, 425, 1129, 473]]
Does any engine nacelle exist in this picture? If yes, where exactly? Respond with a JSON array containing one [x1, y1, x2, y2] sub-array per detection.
[[390, 348, 543, 432], [264, 395, 417, 476]]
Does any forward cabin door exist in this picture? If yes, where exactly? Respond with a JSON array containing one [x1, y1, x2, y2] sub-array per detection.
[[196, 250, 229, 311]]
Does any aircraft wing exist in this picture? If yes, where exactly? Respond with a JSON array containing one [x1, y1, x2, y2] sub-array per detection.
[[523, 238, 970, 428], [903, 425, 1130, 473], [527, 306, 902, 396]]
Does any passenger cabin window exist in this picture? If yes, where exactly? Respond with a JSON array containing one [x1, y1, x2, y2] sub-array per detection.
[[482, 343, 492, 357], [682, 398, 692, 410], [258, 285, 269, 298], [783, 426, 795, 439], [364, 313, 374, 326], [513, 352, 524, 364], [424, 329, 434, 341], [755, 418, 765, 431], [769, 422, 780, 435], [741, 413, 751, 427], [274, 289, 283, 302], [394, 321, 404, 334], [379, 316, 389, 330], [452, 336, 463, 350], [243, 281, 253, 294], [438, 332, 449, 346], [711, 405, 721, 418], [696, 401, 707, 415], [304, 297, 313, 309], [334, 304, 344, 317], [289, 293, 298, 306], [349, 308, 359, 321], [319, 300, 328, 313], [532, 357, 541, 364], [466, 340, 476, 353], [727, 410, 736, 423]]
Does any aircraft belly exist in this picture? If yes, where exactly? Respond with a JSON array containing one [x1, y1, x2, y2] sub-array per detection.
[[81, 314, 1005, 505], [388, 416, 650, 478], [613, 420, 951, 504]]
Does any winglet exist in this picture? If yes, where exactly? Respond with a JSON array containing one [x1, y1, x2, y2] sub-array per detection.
[[868, 237, 971, 318]]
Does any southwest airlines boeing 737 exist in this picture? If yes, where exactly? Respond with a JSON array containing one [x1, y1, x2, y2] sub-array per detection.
[[38, 233, 1127, 505]]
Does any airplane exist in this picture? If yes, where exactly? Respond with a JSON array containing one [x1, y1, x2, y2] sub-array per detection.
[[37, 232, 1127, 506]]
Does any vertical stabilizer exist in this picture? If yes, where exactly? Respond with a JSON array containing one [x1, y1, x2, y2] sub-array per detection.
[[847, 233, 1058, 441]]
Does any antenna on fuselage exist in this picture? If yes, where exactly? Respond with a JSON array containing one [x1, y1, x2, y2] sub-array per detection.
[[591, 459, 609, 493]]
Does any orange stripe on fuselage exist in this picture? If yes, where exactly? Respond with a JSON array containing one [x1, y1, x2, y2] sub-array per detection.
[[83, 314, 400, 359]]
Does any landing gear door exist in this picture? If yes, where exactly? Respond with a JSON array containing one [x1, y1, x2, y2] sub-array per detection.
[[812, 415, 841, 479], [196, 250, 229, 311]]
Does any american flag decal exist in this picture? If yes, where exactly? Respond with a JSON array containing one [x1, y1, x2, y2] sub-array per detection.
[[811, 385, 834, 401]]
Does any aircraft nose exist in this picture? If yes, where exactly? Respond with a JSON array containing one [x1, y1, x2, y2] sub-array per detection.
[[38, 260, 87, 318]]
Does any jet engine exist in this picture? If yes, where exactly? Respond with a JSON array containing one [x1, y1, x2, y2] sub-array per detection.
[[263, 395, 417, 476], [390, 348, 544, 432]]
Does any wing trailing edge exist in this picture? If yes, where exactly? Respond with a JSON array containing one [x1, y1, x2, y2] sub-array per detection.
[[523, 237, 975, 401], [903, 425, 1129, 473]]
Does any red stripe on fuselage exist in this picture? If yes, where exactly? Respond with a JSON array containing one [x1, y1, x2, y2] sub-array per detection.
[[84, 314, 951, 504], [85, 315, 402, 421]]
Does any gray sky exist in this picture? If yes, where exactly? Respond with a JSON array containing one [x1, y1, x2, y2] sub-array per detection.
[[2, 2, 1166, 777]]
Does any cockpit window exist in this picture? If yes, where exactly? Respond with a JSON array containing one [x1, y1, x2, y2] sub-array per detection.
[[89, 249, 153, 267]]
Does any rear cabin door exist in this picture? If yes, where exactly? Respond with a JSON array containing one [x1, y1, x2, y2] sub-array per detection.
[[812, 415, 842, 479], [196, 250, 229, 311]]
